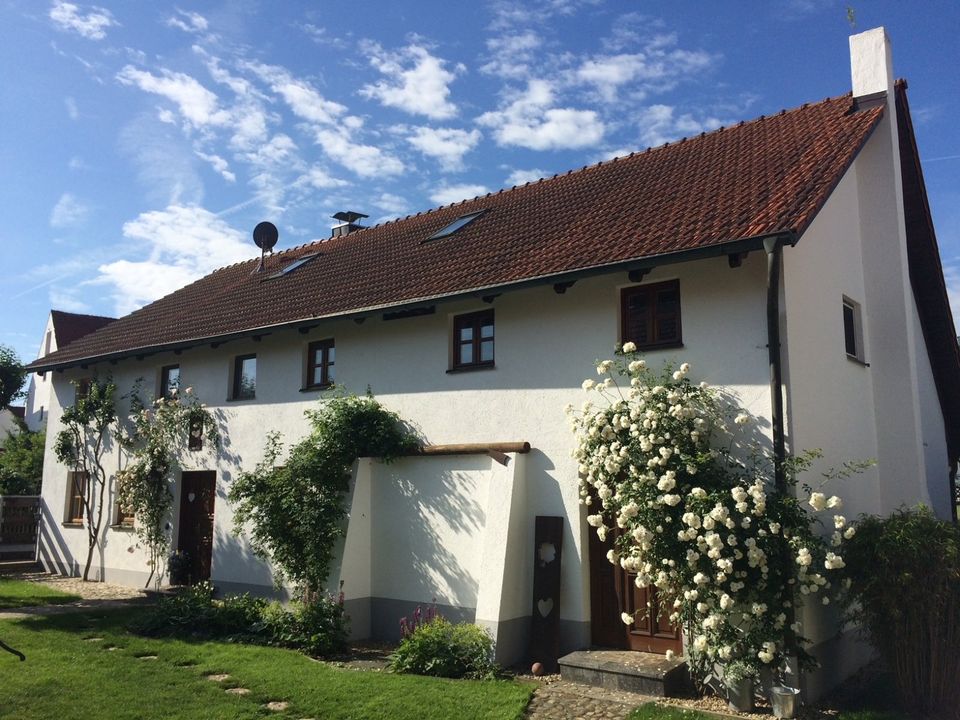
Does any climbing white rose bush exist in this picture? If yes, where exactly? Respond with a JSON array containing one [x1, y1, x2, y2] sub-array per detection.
[[567, 348, 855, 684]]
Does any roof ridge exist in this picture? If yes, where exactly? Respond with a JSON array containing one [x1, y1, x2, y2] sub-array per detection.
[[50, 309, 116, 321]]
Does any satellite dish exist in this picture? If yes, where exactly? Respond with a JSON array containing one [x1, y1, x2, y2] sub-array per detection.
[[253, 221, 278, 251]]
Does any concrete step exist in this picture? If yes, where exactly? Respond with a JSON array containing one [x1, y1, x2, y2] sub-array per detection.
[[0, 559, 42, 573], [558, 649, 692, 697]]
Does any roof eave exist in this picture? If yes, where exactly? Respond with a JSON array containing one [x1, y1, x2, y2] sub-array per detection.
[[27, 230, 797, 374]]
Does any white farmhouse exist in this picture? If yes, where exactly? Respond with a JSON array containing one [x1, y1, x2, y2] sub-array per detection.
[[27, 28, 960, 697]]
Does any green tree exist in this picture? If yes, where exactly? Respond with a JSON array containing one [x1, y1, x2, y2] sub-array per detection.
[[230, 394, 419, 598], [0, 428, 45, 495], [53, 377, 121, 581], [0, 345, 26, 409]]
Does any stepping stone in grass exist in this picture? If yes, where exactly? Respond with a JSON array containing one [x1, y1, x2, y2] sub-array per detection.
[[137, 655, 158, 661], [265, 701, 290, 712], [205, 674, 231, 682], [225, 688, 251, 696], [83, 637, 103, 642]]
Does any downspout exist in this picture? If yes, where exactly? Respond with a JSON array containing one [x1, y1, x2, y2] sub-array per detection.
[[764, 234, 798, 660], [764, 235, 787, 492]]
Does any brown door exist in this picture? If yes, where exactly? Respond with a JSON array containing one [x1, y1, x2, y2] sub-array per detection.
[[177, 471, 216, 584], [589, 527, 683, 654]]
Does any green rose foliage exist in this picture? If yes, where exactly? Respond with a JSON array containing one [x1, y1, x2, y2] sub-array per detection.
[[569, 352, 854, 684], [118, 385, 220, 584], [229, 394, 419, 597]]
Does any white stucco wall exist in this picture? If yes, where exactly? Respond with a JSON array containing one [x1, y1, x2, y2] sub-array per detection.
[[38, 253, 775, 649], [24, 314, 56, 432]]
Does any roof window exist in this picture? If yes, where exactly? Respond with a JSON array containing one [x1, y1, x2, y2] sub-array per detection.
[[426, 211, 486, 241], [269, 253, 319, 279]]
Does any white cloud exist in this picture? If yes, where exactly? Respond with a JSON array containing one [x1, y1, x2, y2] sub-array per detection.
[[314, 128, 404, 178], [477, 80, 605, 150], [50, 193, 89, 228], [93, 205, 251, 315], [117, 65, 229, 127], [373, 192, 409, 215], [636, 104, 723, 148], [360, 43, 462, 120], [246, 62, 346, 126], [294, 166, 350, 190], [195, 151, 236, 183], [49, 1, 117, 40], [481, 32, 542, 80], [574, 45, 713, 102], [49, 288, 91, 314], [68, 155, 84, 170], [166, 9, 208, 34], [430, 183, 489, 206], [119, 116, 205, 206], [505, 168, 548, 186], [405, 126, 481, 171], [65, 96, 79, 119]]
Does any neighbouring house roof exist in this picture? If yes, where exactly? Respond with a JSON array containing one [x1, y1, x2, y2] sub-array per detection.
[[894, 80, 960, 470], [28, 92, 885, 373], [49, 310, 115, 350], [8, 406, 25, 421]]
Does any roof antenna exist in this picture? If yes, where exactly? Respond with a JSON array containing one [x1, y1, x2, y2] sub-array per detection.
[[252, 221, 278, 274]]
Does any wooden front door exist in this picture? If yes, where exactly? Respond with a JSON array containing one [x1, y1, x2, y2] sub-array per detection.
[[177, 471, 216, 584], [589, 527, 683, 654]]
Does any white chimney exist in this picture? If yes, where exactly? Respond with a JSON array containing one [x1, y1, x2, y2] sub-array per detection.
[[849, 27, 894, 100]]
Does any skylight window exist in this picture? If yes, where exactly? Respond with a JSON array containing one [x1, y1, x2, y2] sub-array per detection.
[[269, 253, 319, 279], [426, 211, 486, 241]]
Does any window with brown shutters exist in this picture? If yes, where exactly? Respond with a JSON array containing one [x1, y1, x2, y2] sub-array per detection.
[[621, 280, 682, 349], [452, 310, 495, 370], [66, 471, 88, 523]]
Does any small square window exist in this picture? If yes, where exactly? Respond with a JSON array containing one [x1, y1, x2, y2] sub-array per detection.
[[66, 471, 88, 523], [115, 503, 135, 527], [843, 297, 865, 362], [621, 280, 682, 349], [452, 310, 495, 371], [75, 378, 92, 404], [160, 364, 180, 397], [232, 354, 257, 400], [306, 339, 335, 389]]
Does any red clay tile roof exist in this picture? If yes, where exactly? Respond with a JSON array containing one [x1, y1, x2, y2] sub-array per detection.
[[29, 92, 883, 371], [50, 310, 115, 350]]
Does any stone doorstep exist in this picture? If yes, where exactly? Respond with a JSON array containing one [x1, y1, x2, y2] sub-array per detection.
[[558, 650, 692, 698]]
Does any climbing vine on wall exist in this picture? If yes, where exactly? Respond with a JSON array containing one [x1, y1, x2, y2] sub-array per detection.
[[118, 385, 220, 588], [229, 393, 419, 598]]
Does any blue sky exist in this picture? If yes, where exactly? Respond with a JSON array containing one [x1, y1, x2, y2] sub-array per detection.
[[2, 1, 958, 368]]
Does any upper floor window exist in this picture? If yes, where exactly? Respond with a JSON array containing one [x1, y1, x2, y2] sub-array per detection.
[[452, 310, 494, 371], [621, 280, 682, 350], [306, 339, 335, 389], [75, 378, 92, 404], [843, 296, 865, 363], [160, 364, 180, 397], [232, 354, 257, 400], [66, 471, 88, 523]]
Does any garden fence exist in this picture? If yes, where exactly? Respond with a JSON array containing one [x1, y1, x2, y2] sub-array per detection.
[[0, 496, 40, 560]]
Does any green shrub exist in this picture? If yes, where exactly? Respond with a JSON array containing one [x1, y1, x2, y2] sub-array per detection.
[[261, 595, 349, 656], [840, 506, 960, 719], [132, 584, 347, 657], [390, 617, 498, 680]]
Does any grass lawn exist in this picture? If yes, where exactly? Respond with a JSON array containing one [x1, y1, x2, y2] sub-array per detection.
[[0, 608, 534, 720], [0, 577, 82, 609]]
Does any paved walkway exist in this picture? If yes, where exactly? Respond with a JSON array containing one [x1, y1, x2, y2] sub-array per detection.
[[523, 677, 652, 719]]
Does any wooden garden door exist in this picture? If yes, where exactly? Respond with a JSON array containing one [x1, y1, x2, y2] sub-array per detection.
[[589, 527, 683, 654], [176, 471, 216, 584]]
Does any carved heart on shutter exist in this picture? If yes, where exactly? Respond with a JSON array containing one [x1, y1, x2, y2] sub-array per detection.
[[537, 597, 553, 618], [188, 492, 196, 502]]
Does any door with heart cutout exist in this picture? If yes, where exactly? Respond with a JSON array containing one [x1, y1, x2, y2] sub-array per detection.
[[176, 471, 216, 584]]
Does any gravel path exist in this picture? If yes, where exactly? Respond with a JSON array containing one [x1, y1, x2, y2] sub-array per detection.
[[0, 567, 149, 618]]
